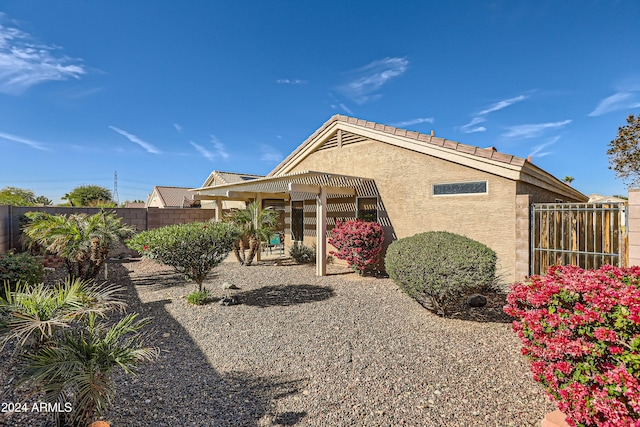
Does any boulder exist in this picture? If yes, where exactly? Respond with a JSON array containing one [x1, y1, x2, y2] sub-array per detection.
[[467, 294, 487, 308]]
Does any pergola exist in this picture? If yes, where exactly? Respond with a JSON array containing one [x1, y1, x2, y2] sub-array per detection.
[[192, 170, 373, 276]]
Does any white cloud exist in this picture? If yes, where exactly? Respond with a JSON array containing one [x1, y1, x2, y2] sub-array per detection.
[[0, 130, 47, 150], [338, 57, 408, 104], [190, 141, 214, 161], [0, 15, 86, 94], [588, 92, 640, 117], [210, 135, 229, 160], [459, 94, 528, 133], [174, 123, 182, 132], [260, 144, 283, 162], [192, 135, 230, 161], [503, 120, 572, 139], [460, 117, 487, 133], [276, 79, 306, 84], [528, 136, 561, 158], [390, 117, 434, 127], [109, 126, 161, 154]]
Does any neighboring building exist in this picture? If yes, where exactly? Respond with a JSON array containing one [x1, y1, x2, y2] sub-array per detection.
[[194, 115, 587, 283], [587, 194, 627, 203], [124, 201, 145, 208], [146, 186, 202, 208], [193, 171, 264, 216]]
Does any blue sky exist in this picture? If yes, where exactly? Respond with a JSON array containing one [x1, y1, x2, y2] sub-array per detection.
[[1, 1, 639, 204]]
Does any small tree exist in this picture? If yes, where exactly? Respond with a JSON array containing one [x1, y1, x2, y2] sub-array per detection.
[[63, 185, 113, 207], [226, 202, 279, 266], [563, 176, 574, 185], [126, 221, 240, 292], [22, 210, 136, 280], [329, 220, 384, 274], [0, 186, 36, 206], [607, 114, 640, 186]]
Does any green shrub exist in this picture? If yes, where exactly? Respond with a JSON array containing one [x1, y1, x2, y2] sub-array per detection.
[[385, 231, 497, 315], [126, 222, 241, 292], [187, 288, 211, 305], [0, 252, 44, 298], [289, 242, 315, 264]]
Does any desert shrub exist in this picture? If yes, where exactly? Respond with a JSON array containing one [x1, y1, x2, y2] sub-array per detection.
[[126, 221, 241, 292], [0, 252, 44, 298], [289, 242, 315, 264], [22, 210, 136, 281], [504, 265, 640, 427], [328, 220, 384, 273], [385, 231, 496, 315], [187, 289, 211, 305]]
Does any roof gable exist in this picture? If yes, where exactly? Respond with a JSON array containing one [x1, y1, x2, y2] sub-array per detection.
[[267, 114, 586, 201], [268, 115, 526, 178], [150, 186, 195, 207], [201, 170, 264, 187]]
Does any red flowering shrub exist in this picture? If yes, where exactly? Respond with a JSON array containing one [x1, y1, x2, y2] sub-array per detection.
[[504, 265, 640, 427], [328, 220, 384, 273]]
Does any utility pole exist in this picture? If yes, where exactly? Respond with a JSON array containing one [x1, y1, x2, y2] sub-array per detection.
[[113, 171, 120, 205]]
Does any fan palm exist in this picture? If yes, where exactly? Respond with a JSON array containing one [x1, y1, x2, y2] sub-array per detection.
[[21, 312, 158, 427], [227, 202, 279, 266], [0, 277, 126, 349], [22, 210, 136, 280]]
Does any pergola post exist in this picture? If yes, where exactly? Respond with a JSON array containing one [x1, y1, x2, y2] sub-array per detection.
[[215, 198, 222, 222], [255, 194, 263, 262], [316, 187, 327, 276]]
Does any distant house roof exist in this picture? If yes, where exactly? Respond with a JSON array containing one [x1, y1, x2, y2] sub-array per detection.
[[146, 186, 199, 208], [587, 194, 627, 203], [201, 171, 264, 188], [124, 201, 145, 208]]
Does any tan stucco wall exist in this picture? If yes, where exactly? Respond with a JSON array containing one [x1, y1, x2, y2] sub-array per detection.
[[286, 138, 519, 283]]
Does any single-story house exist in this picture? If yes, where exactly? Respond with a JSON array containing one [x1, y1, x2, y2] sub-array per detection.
[[146, 186, 202, 208], [193, 115, 587, 283]]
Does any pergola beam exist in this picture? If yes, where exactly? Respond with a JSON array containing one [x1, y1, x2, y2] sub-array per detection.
[[288, 183, 355, 196]]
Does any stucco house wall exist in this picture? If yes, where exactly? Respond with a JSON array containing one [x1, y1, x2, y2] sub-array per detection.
[[284, 137, 520, 280]]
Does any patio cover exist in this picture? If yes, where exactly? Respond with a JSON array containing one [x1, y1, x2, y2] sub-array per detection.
[[192, 170, 374, 276]]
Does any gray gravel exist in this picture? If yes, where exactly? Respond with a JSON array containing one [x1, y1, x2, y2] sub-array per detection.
[[1, 258, 555, 426]]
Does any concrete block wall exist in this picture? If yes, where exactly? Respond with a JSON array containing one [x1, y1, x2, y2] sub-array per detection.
[[514, 194, 532, 283], [0, 205, 218, 255], [628, 189, 640, 267]]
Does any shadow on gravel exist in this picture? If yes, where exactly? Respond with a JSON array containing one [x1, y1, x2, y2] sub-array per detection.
[[448, 292, 514, 324], [236, 284, 335, 308], [105, 263, 309, 427]]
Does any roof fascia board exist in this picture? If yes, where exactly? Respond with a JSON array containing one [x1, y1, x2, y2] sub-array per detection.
[[519, 163, 588, 200]]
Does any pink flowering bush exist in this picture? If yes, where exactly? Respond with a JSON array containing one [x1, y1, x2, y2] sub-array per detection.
[[328, 220, 384, 274], [504, 265, 640, 427]]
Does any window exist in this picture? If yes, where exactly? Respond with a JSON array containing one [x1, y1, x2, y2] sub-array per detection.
[[357, 197, 378, 222], [432, 181, 487, 196], [291, 201, 304, 241]]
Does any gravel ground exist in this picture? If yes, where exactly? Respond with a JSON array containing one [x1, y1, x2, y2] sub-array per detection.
[[1, 257, 555, 427]]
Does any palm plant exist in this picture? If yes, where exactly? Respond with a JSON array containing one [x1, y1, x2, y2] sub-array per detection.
[[0, 277, 125, 349], [22, 210, 136, 280], [226, 202, 279, 266], [21, 312, 158, 427]]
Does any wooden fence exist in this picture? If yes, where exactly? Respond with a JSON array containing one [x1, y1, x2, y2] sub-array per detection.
[[530, 202, 627, 275]]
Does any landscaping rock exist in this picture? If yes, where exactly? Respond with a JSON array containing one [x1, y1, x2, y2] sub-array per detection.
[[218, 296, 238, 306], [467, 293, 487, 307], [221, 282, 239, 290]]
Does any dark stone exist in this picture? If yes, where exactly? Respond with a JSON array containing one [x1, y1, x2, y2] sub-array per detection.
[[218, 296, 239, 306], [467, 294, 487, 308]]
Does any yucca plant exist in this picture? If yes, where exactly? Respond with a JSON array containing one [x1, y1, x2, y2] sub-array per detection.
[[21, 312, 158, 427], [226, 202, 279, 266], [0, 277, 125, 349], [22, 210, 136, 281]]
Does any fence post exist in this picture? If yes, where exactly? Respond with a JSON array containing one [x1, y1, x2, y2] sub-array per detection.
[[515, 194, 531, 282], [628, 189, 640, 267]]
